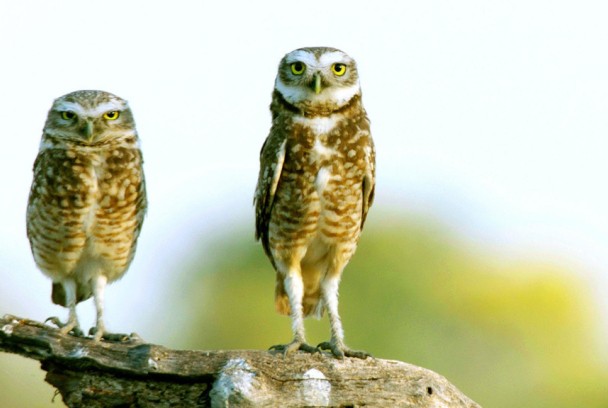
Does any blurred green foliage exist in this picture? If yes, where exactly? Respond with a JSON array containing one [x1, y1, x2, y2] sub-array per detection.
[[1, 212, 607, 407], [176, 213, 608, 408]]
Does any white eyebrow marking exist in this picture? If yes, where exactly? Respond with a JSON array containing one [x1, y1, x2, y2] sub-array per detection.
[[285, 50, 350, 69], [89, 101, 127, 116], [54, 102, 86, 116], [285, 50, 318, 67], [54, 100, 127, 117], [319, 51, 349, 66]]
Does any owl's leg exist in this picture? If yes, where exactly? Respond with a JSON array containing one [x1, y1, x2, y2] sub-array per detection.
[[270, 270, 317, 355], [91, 275, 107, 341], [317, 276, 370, 359], [88, 275, 135, 342], [46, 279, 83, 337]]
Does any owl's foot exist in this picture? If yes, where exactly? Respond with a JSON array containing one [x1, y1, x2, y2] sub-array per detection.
[[88, 327, 143, 343], [317, 341, 371, 359], [45, 316, 84, 337], [269, 340, 319, 356]]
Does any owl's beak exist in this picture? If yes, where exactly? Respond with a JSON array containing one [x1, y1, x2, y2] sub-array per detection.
[[313, 73, 322, 94], [81, 120, 94, 140]]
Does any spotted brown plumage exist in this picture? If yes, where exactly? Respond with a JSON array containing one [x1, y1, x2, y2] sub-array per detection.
[[254, 47, 375, 358], [26, 90, 147, 341]]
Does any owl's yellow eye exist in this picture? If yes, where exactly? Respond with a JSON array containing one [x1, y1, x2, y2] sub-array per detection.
[[61, 111, 76, 120], [332, 63, 347, 76], [290, 62, 305, 75], [103, 111, 120, 120]]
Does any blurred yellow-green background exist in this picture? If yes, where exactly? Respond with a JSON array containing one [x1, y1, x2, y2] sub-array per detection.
[[1, 1, 607, 407]]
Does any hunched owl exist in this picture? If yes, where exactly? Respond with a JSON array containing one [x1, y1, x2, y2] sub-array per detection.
[[27, 90, 147, 341], [255, 47, 375, 358]]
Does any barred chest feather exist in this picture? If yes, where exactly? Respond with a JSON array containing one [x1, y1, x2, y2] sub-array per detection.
[[274, 111, 370, 244], [27, 137, 146, 282]]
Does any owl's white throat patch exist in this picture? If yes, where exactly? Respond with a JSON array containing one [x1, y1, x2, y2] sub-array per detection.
[[275, 78, 359, 108], [293, 115, 340, 135]]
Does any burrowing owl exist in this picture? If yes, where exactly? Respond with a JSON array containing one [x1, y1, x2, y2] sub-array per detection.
[[254, 47, 375, 358], [27, 90, 147, 341]]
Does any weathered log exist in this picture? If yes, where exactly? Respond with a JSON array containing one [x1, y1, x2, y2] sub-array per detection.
[[0, 314, 480, 407]]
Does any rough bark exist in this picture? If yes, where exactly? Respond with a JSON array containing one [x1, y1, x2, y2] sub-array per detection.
[[0, 314, 481, 407]]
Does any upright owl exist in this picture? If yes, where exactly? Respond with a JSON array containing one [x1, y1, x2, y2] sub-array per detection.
[[255, 47, 375, 358], [27, 90, 147, 341]]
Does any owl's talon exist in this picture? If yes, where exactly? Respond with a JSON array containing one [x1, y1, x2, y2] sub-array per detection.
[[88, 326, 104, 341], [317, 341, 371, 359], [45, 316, 61, 326], [269, 341, 318, 356], [88, 327, 139, 343], [45, 316, 84, 337]]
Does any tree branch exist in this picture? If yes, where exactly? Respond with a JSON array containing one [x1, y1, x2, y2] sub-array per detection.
[[0, 314, 480, 407]]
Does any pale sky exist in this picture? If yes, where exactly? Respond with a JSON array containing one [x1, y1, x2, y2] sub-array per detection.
[[0, 1, 606, 341]]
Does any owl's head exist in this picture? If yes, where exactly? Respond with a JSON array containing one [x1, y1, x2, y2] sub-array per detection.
[[43, 90, 137, 145], [275, 47, 361, 113]]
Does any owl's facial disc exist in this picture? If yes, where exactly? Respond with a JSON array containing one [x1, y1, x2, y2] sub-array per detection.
[[47, 98, 131, 144], [276, 48, 360, 111]]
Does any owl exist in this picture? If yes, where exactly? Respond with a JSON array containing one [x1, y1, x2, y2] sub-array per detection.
[[26, 90, 147, 341], [254, 47, 375, 359]]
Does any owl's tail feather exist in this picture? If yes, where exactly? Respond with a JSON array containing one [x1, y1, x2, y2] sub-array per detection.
[[51, 282, 92, 306]]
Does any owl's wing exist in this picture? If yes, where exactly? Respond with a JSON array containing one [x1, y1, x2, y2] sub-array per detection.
[[254, 132, 287, 258], [133, 150, 148, 239], [361, 137, 376, 229]]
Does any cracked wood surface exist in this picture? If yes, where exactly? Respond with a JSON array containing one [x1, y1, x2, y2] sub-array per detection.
[[0, 314, 481, 407]]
